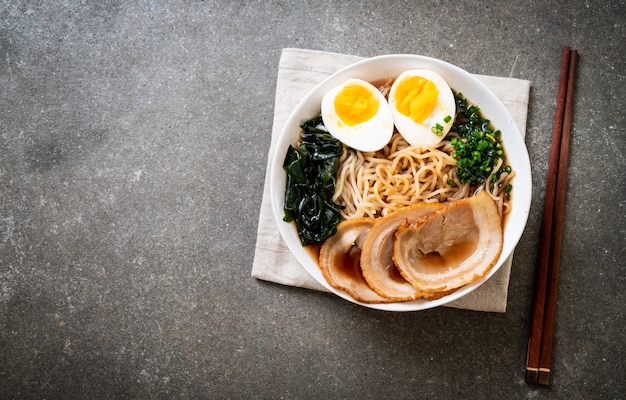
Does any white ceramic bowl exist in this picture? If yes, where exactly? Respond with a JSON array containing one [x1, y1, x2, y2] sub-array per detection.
[[270, 54, 532, 311]]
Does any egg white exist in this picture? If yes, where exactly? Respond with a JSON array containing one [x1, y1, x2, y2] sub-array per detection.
[[388, 69, 456, 148], [321, 78, 394, 152]]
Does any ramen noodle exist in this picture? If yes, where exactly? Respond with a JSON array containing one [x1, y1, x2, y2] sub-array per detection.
[[332, 131, 514, 220]]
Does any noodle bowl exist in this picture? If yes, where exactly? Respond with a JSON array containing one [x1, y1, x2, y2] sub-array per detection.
[[270, 54, 532, 311]]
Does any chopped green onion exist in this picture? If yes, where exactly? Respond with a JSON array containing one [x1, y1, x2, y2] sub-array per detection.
[[449, 91, 513, 188], [431, 123, 444, 137], [505, 183, 513, 200]]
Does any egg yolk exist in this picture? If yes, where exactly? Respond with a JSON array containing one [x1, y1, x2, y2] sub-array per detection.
[[394, 76, 439, 123], [334, 84, 379, 126]]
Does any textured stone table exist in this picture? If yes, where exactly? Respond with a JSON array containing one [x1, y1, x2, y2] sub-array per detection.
[[1, 1, 624, 398]]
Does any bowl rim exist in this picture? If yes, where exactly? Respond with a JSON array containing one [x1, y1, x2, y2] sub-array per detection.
[[270, 53, 532, 311]]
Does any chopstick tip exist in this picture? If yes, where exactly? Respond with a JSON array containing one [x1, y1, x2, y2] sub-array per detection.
[[538, 369, 551, 386], [525, 368, 539, 384]]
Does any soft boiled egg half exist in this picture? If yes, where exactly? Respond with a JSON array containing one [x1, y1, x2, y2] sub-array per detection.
[[388, 69, 456, 147], [321, 78, 394, 152]]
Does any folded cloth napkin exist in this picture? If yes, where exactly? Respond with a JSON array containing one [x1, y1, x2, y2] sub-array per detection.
[[252, 48, 531, 312]]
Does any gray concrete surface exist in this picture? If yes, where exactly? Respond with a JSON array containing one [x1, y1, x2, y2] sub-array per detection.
[[1, 1, 624, 398]]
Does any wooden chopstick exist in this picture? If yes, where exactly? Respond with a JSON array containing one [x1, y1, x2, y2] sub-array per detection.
[[525, 46, 571, 384], [526, 46, 578, 385], [537, 48, 578, 385]]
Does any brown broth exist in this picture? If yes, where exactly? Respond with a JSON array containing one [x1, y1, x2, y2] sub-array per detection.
[[331, 245, 365, 283], [308, 243, 371, 285], [388, 263, 408, 284], [410, 238, 479, 274]]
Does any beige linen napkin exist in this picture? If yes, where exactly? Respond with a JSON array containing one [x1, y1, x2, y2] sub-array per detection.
[[252, 48, 531, 312]]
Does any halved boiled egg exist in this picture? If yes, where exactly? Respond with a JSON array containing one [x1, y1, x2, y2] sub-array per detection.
[[388, 69, 456, 147], [321, 78, 394, 152]]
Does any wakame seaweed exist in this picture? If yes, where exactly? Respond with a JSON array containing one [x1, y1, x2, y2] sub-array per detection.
[[449, 91, 510, 188], [283, 116, 344, 245]]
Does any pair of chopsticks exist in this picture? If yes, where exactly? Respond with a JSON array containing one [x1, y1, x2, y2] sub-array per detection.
[[525, 46, 578, 385]]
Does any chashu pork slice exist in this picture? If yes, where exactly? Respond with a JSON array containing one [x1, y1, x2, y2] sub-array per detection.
[[360, 202, 445, 301], [319, 218, 391, 304], [393, 191, 503, 293]]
